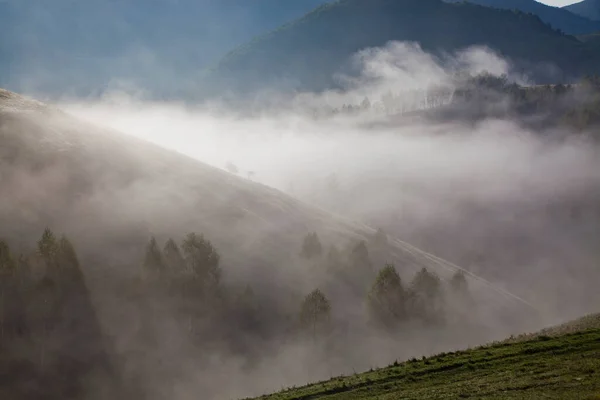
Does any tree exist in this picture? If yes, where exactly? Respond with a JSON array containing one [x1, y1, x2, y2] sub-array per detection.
[[372, 228, 388, 247], [300, 232, 323, 260], [367, 264, 406, 329], [163, 238, 185, 273], [450, 270, 468, 294], [450, 270, 472, 304], [408, 268, 444, 323], [181, 233, 221, 287], [299, 289, 331, 341], [360, 97, 371, 110], [0, 240, 15, 339], [38, 228, 59, 270], [349, 240, 371, 271], [225, 161, 239, 174], [57, 236, 80, 271], [143, 237, 165, 279]]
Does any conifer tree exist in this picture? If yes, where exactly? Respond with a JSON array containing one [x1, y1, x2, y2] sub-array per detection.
[[164, 238, 185, 274], [367, 264, 406, 329], [300, 232, 323, 260], [299, 289, 331, 341], [0, 240, 15, 339], [408, 268, 444, 323], [181, 233, 221, 287], [143, 236, 165, 278], [38, 228, 59, 270]]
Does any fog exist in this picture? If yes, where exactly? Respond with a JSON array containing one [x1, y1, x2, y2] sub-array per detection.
[[63, 42, 600, 319], [2, 42, 600, 400]]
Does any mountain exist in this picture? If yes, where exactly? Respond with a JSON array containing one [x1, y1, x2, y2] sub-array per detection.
[[0, 0, 328, 97], [0, 88, 543, 398], [565, 0, 600, 21], [210, 0, 600, 96], [445, 0, 600, 34], [0, 88, 530, 307]]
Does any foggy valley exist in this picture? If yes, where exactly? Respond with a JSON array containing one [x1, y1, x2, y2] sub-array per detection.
[[1, 1, 600, 399]]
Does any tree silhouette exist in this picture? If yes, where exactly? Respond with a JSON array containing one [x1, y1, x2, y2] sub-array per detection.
[[299, 289, 331, 341], [367, 264, 406, 329], [300, 232, 323, 260], [181, 233, 221, 288], [143, 236, 165, 279], [408, 268, 444, 324], [225, 161, 239, 174], [163, 238, 185, 274]]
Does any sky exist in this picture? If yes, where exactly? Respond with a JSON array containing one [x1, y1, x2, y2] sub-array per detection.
[[539, 0, 581, 6]]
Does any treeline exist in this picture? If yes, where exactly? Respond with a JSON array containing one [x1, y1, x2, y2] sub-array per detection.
[[297, 231, 472, 340], [306, 73, 600, 132], [0, 228, 474, 399], [0, 229, 115, 399]]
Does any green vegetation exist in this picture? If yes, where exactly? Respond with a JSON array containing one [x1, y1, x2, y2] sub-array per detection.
[[249, 328, 600, 399]]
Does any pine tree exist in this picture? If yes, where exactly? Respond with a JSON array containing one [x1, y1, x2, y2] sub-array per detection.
[[299, 289, 331, 341], [350, 240, 371, 270], [38, 228, 59, 271], [408, 268, 444, 324], [367, 264, 406, 329], [300, 232, 323, 260], [0, 240, 15, 339], [181, 233, 221, 287], [450, 270, 468, 294], [163, 238, 185, 273], [143, 236, 165, 279]]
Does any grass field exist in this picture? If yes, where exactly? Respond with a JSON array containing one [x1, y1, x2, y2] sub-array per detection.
[[248, 328, 600, 399]]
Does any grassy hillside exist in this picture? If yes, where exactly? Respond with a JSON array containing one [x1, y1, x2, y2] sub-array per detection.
[[211, 0, 600, 95], [248, 327, 600, 399], [446, 0, 600, 35], [565, 0, 600, 21]]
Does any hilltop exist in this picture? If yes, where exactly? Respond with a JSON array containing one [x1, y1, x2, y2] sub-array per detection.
[[565, 0, 600, 21], [445, 0, 600, 34], [210, 0, 600, 96]]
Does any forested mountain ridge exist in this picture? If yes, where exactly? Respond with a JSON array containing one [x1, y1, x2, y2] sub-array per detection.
[[209, 0, 600, 97], [565, 0, 600, 21], [445, 0, 600, 34]]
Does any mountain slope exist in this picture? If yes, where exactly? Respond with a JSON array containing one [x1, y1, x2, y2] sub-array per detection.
[[0, 88, 534, 316], [445, 0, 600, 34], [0, 0, 328, 97], [210, 0, 599, 96], [565, 0, 600, 21]]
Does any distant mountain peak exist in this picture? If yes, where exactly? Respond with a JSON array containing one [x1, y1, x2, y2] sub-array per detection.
[[564, 0, 600, 21]]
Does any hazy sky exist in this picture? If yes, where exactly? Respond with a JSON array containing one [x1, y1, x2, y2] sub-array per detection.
[[539, 0, 581, 6]]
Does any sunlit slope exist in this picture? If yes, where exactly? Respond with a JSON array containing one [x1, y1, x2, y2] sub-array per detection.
[[506, 313, 600, 343], [247, 327, 600, 400], [0, 89, 532, 317]]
